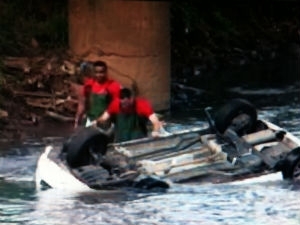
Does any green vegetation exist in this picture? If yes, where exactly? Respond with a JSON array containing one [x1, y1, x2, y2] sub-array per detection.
[[0, 0, 68, 86], [0, 0, 68, 56], [171, 1, 299, 67], [0, 1, 299, 79]]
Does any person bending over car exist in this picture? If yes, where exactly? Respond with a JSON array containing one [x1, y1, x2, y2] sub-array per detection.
[[95, 88, 164, 142]]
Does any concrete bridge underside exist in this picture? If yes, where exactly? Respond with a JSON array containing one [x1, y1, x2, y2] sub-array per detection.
[[69, 0, 170, 111]]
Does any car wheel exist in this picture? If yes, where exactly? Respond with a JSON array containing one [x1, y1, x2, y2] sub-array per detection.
[[65, 127, 109, 168], [280, 147, 300, 181], [133, 177, 169, 190], [214, 98, 257, 135]]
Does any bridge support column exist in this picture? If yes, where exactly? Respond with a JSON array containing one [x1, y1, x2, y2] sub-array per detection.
[[69, 0, 170, 111]]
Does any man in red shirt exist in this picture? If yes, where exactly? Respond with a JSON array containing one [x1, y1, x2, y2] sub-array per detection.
[[74, 60, 121, 128], [96, 88, 163, 142]]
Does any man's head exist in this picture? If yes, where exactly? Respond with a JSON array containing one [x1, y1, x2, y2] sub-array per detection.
[[120, 88, 135, 111], [93, 60, 108, 83]]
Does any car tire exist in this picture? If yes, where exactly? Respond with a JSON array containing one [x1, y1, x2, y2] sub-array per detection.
[[214, 98, 257, 135], [65, 127, 109, 168], [133, 177, 169, 190], [280, 147, 300, 181]]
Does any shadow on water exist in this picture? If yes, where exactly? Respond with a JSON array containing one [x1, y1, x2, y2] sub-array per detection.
[[0, 178, 36, 200], [0, 179, 36, 224]]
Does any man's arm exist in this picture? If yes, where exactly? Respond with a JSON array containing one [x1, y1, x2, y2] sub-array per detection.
[[149, 113, 163, 137], [107, 81, 122, 101], [96, 98, 118, 125], [74, 89, 86, 128], [74, 83, 92, 128], [97, 111, 111, 124]]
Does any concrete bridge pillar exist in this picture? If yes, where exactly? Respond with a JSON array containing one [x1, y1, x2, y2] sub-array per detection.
[[68, 0, 170, 111]]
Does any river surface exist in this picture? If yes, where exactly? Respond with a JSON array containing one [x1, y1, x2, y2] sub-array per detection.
[[0, 83, 300, 225]]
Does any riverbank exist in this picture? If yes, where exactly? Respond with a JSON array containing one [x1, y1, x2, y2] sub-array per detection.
[[0, 113, 74, 146]]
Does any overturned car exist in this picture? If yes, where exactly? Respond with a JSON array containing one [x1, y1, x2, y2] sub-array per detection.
[[36, 99, 300, 191]]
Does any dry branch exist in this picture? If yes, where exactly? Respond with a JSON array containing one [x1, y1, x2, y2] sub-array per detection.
[[26, 98, 53, 109], [14, 90, 57, 98], [2, 54, 83, 122], [3, 57, 30, 73], [45, 110, 74, 122]]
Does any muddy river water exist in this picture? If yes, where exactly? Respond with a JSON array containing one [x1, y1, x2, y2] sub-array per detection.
[[0, 82, 299, 225]]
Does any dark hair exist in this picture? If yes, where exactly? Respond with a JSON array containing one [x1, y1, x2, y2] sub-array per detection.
[[120, 88, 132, 99], [93, 60, 107, 72], [80, 61, 93, 75]]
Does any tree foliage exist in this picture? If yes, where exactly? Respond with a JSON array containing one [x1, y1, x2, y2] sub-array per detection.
[[0, 0, 68, 56]]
